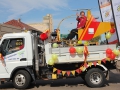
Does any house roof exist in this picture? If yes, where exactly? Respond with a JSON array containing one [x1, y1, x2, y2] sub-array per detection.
[[4, 19, 38, 31]]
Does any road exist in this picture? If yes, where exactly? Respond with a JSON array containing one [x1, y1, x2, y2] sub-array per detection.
[[0, 70, 120, 90]]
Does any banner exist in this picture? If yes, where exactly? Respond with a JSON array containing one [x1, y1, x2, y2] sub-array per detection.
[[111, 0, 120, 42], [98, 0, 118, 44]]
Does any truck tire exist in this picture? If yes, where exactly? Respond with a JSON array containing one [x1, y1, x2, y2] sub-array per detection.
[[13, 70, 31, 89], [85, 68, 105, 88]]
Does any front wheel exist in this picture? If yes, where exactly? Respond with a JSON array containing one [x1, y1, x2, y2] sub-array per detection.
[[13, 70, 31, 89], [85, 68, 105, 88]]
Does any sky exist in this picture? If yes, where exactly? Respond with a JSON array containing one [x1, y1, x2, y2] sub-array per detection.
[[0, 0, 102, 35]]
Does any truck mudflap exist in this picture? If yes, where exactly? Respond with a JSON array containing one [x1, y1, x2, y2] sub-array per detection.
[[116, 60, 120, 71], [0, 78, 9, 85]]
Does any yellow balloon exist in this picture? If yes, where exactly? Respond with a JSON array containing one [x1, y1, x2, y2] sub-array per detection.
[[53, 43, 58, 48], [52, 54, 58, 61], [113, 49, 120, 56], [106, 32, 112, 39], [76, 47, 83, 54], [84, 41, 89, 46], [54, 59, 58, 63], [48, 59, 54, 65], [78, 40, 82, 45]]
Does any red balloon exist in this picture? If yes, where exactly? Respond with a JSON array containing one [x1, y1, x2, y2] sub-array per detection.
[[40, 33, 48, 41], [110, 52, 116, 60], [110, 29, 115, 34], [69, 47, 76, 54], [106, 48, 112, 54], [106, 54, 111, 58]]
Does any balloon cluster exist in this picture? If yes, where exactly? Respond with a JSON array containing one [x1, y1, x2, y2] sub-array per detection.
[[106, 29, 115, 39], [106, 48, 120, 60], [69, 47, 83, 54], [77, 41, 89, 46], [48, 54, 58, 65]]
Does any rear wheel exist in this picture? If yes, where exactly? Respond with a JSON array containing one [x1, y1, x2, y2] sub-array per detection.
[[13, 70, 31, 89], [85, 68, 105, 88]]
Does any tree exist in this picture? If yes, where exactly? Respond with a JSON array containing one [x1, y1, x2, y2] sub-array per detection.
[[89, 36, 101, 42]]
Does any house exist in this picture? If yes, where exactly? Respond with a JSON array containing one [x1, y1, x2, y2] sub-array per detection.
[[4, 19, 41, 32], [0, 24, 23, 38]]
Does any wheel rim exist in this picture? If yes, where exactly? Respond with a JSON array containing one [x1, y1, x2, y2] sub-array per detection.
[[15, 74, 26, 86], [90, 72, 102, 85]]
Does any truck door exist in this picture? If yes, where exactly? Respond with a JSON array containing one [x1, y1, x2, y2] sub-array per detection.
[[0, 39, 9, 78], [0, 37, 28, 78]]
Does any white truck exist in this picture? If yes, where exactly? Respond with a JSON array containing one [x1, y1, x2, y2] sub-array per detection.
[[0, 30, 120, 89]]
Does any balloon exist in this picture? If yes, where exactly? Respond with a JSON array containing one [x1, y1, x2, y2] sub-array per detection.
[[69, 47, 76, 54], [52, 54, 58, 61], [48, 59, 54, 65], [106, 48, 112, 54], [53, 43, 58, 48], [76, 47, 83, 54], [110, 52, 116, 60], [40, 33, 48, 41], [54, 59, 58, 63], [110, 29, 115, 34], [84, 41, 89, 46], [113, 49, 120, 56], [106, 32, 112, 39], [106, 54, 111, 58], [78, 40, 82, 45]]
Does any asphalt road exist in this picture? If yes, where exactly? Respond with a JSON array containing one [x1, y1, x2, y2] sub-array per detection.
[[0, 70, 120, 90]]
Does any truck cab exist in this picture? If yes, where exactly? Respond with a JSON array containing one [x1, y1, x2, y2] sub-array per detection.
[[0, 31, 34, 81]]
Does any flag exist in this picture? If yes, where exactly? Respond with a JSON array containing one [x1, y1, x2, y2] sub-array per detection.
[[53, 68, 57, 73], [98, 60, 101, 65], [93, 61, 97, 67], [76, 69, 80, 74], [67, 71, 71, 76], [88, 62, 92, 67], [57, 70, 61, 74], [62, 71, 66, 76], [102, 59, 106, 64], [71, 71, 75, 76]]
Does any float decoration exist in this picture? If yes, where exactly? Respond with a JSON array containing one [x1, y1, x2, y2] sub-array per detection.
[[52, 43, 58, 48], [69, 47, 76, 54], [40, 33, 48, 41], [52, 48, 120, 77], [62, 71, 66, 76], [0, 53, 5, 67], [106, 32, 112, 40], [110, 28, 115, 34], [48, 59, 54, 66], [77, 40, 82, 45], [40, 29, 50, 41], [83, 45, 89, 63], [48, 54, 58, 65], [76, 47, 83, 54]]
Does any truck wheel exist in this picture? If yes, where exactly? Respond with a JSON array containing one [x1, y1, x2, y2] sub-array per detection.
[[85, 68, 105, 88], [13, 70, 31, 89]]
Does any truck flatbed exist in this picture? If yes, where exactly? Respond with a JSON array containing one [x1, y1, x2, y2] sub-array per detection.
[[45, 43, 116, 64]]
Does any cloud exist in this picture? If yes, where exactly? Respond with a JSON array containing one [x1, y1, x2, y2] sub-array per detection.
[[0, 0, 68, 20]]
